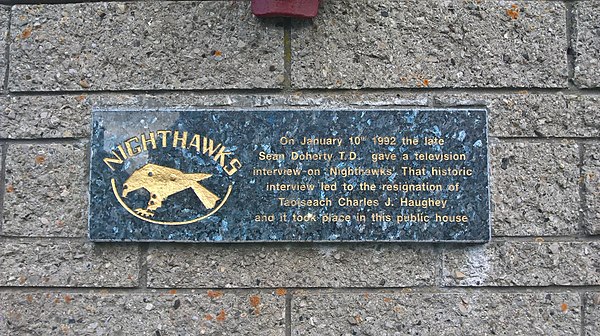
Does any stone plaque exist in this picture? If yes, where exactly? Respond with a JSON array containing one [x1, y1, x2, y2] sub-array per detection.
[[89, 109, 490, 242]]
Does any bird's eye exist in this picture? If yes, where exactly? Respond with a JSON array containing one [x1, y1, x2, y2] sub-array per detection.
[[123, 184, 128, 189], [148, 171, 153, 177]]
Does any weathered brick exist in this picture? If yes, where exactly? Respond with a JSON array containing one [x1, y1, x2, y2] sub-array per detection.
[[0, 240, 138, 287], [584, 144, 600, 235], [292, 291, 580, 335], [434, 93, 600, 138], [443, 241, 600, 286], [585, 293, 600, 336], [574, 2, 600, 88], [9, 2, 283, 91], [292, 0, 567, 89], [490, 141, 580, 236], [147, 244, 437, 288], [0, 95, 91, 139], [0, 290, 285, 335], [3, 143, 87, 237], [0, 7, 8, 91]]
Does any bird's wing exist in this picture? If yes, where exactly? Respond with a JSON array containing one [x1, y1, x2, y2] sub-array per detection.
[[191, 184, 220, 209]]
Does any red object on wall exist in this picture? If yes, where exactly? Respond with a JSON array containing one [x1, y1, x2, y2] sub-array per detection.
[[251, 0, 320, 18]]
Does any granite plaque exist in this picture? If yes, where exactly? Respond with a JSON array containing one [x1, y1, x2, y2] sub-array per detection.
[[89, 109, 490, 242]]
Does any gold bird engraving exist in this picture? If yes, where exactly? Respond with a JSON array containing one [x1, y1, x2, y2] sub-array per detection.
[[122, 164, 220, 217]]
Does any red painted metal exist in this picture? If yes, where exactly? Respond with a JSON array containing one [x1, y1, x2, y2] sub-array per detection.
[[251, 0, 320, 19]]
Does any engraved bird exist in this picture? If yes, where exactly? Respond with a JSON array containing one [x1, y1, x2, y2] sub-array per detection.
[[122, 164, 220, 217]]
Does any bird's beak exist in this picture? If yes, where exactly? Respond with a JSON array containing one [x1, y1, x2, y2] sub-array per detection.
[[122, 184, 130, 198]]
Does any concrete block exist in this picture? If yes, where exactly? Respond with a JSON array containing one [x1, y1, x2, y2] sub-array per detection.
[[292, 291, 580, 335], [92, 92, 430, 110], [574, 2, 600, 88], [292, 0, 567, 89], [0, 290, 285, 335], [0, 7, 8, 90], [9, 2, 284, 91], [0, 240, 138, 287], [583, 144, 600, 235], [0, 144, 3, 233], [443, 241, 600, 286], [0, 95, 91, 139], [434, 93, 600, 138], [147, 244, 437, 288], [0, 92, 428, 139], [585, 293, 600, 336], [490, 141, 580, 236], [3, 143, 87, 237], [3, 91, 596, 140]]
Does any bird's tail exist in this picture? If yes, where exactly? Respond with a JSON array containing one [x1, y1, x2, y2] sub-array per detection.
[[191, 183, 220, 209]]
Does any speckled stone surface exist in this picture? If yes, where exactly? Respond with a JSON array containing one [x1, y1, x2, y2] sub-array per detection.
[[292, 0, 567, 89], [0, 241, 138, 287], [574, 2, 600, 88], [584, 144, 600, 235], [585, 293, 600, 336], [90, 92, 430, 111], [89, 109, 489, 242], [0, 93, 430, 139], [0, 7, 8, 90], [5, 92, 600, 140], [443, 241, 600, 286], [490, 141, 580, 236], [0, 95, 92, 139], [9, 2, 284, 91], [0, 291, 285, 335], [434, 93, 600, 138], [292, 291, 580, 335], [146, 244, 437, 288], [3, 143, 88, 237]]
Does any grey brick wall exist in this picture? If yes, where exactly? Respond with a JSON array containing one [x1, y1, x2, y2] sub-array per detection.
[[0, 1, 598, 335]]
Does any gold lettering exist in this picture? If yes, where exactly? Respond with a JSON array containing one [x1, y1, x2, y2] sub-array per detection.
[[124, 136, 142, 157], [399, 198, 448, 209], [430, 166, 473, 176], [266, 183, 315, 191], [116, 144, 128, 159], [140, 132, 157, 151], [424, 137, 445, 146], [371, 213, 392, 222], [396, 213, 430, 222], [156, 130, 171, 147], [337, 198, 379, 207], [371, 152, 397, 163], [202, 137, 220, 156], [223, 158, 242, 176], [252, 168, 302, 176], [278, 198, 332, 207], [321, 213, 352, 223], [188, 134, 201, 152], [258, 151, 285, 161], [212, 146, 231, 167], [255, 214, 275, 222], [435, 213, 469, 223], [104, 130, 243, 180], [172, 131, 188, 148], [103, 150, 124, 171]]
